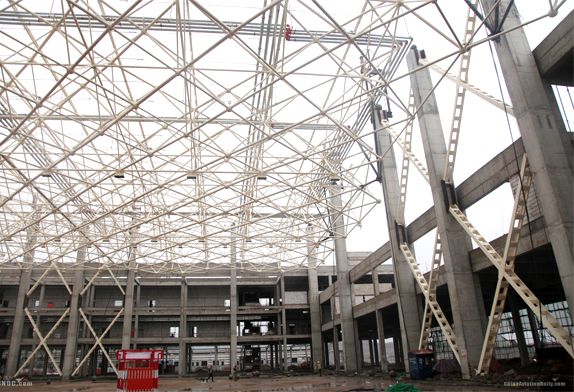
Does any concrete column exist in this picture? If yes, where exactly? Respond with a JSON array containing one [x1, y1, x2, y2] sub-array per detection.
[[354, 319, 362, 372], [509, 294, 530, 367], [332, 326, 340, 370], [328, 185, 359, 373], [132, 315, 139, 349], [5, 266, 33, 376], [372, 268, 388, 371], [393, 335, 402, 365], [372, 103, 421, 369], [121, 266, 136, 350], [276, 343, 281, 369], [306, 225, 323, 367], [230, 235, 238, 370], [480, 0, 574, 322], [280, 275, 288, 371], [135, 283, 141, 308], [373, 336, 380, 365], [38, 284, 46, 307], [527, 308, 541, 350], [133, 280, 140, 344], [122, 228, 139, 349], [408, 48, 486, 378], [179, 279, 188, 376], [62, 249, 86, 380], [88, 284, 95, 308]]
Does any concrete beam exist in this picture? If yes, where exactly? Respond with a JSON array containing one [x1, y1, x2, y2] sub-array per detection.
[[351, 217, 548, 318], [533, 10, 574, 86], [349, 243, 392, 283], [319, 282, 337, 304]]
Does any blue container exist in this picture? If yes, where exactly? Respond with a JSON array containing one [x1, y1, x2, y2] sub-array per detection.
[[408, 350, 434, 380]]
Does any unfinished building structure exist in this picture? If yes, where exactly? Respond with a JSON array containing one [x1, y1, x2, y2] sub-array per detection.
[[0, 0, 572, 382]]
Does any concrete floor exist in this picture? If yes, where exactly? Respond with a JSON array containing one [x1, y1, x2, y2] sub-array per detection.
[[0, 375, 518, 391]]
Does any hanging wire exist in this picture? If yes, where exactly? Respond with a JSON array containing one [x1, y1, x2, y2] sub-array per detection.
[[487, 37, 554, 345], [487, 40, 536, 250]]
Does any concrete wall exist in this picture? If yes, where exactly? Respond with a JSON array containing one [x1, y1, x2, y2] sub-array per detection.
[[138, 320, 180, 338], [284, 291, 308, 305], [0, 286, 19, 308], [192, 321, 231, 338], [93, 286, 125, 308], [43, 286, 72, 307], [140, 286, 180, 307], [188, 286, 230, 307]]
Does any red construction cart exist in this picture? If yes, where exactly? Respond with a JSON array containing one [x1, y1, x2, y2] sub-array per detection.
[[116, 349, 163, 392]]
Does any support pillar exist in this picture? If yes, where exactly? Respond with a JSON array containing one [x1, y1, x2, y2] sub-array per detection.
[[62, 249, 86, 380], [306, 225, 323, 367], [122, 229, 139, 350], [393, 335, 402, 365], [280, 275, 288, 372], [179, 279, 188, 376], [329, 185, 359, 373], [509, 294, 530, 367], [372, 103, 421, 369], [230, 235, 238, 371], [121, 266, 136, 349], [5, 269, 33, 376], [373, 336, 380, 365], [408, 48, 486, 377], [527, 308, 541, 351], [372, 268, 388, 371], [333, 325, 341, 370], [479, 0, 574, 323]]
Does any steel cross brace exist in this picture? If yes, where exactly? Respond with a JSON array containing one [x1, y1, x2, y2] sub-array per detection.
[[72, 307, 123, 376], [418, 231, 443, 349], [69, 264, 128, 376], [449, 204, 574, 360], [385, 124, 430, 184], [422, 60, 514, 116], [80, 265, 126, 297], [15, 307, 70, 376], [476, 155, 533, 374], [399, 243, 461, 363], [27, 261, 72, 297]]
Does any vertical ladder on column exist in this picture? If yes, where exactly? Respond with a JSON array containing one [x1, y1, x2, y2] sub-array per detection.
[[443, 0, 478, 181], [397, 92, 417, 219], [400, 243, 460, 363]]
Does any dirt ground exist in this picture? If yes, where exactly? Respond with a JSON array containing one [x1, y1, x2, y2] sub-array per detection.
[[0, 374, 533, 392]]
